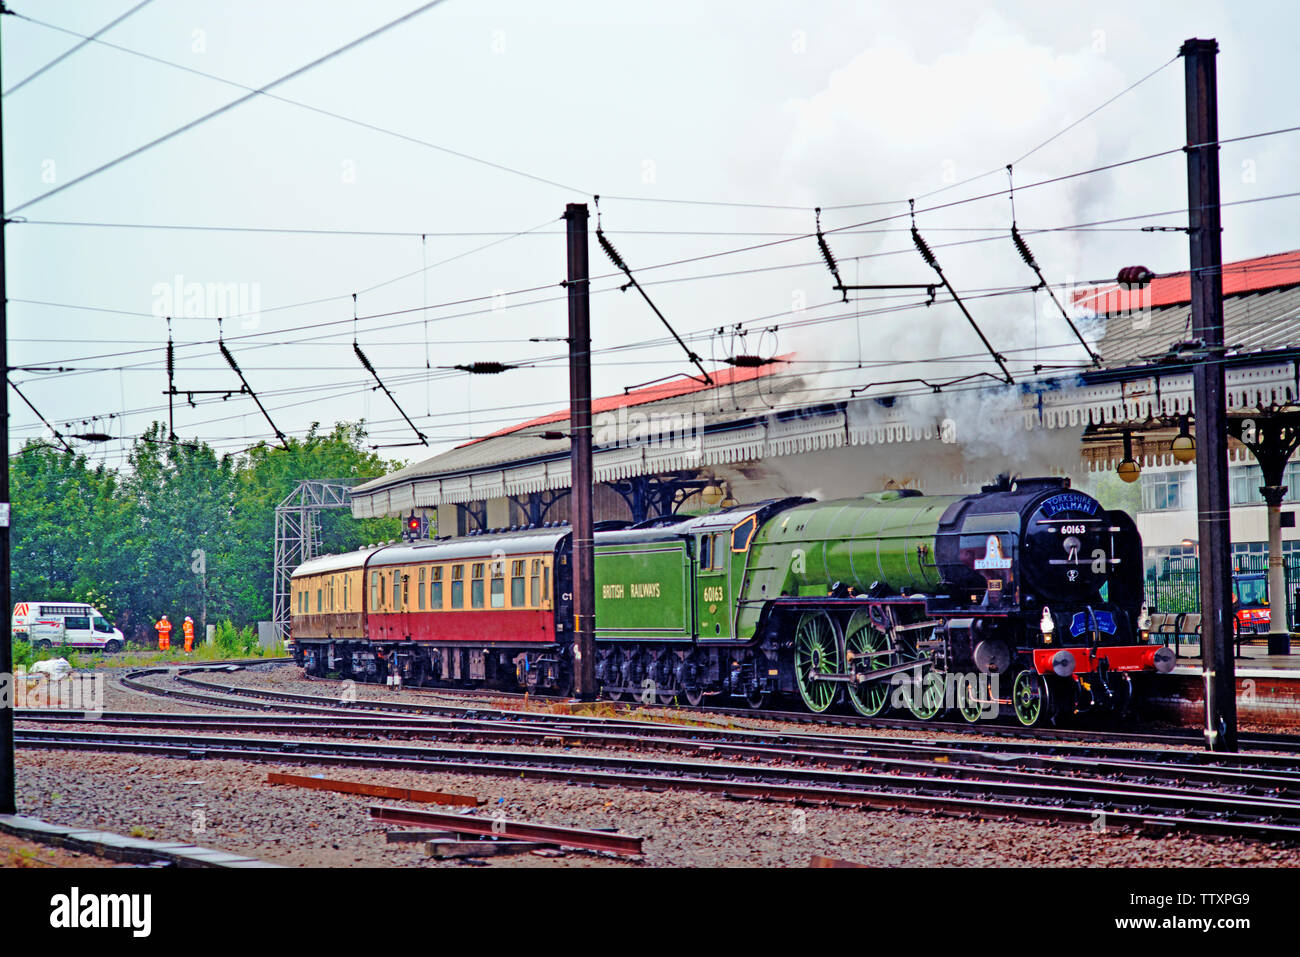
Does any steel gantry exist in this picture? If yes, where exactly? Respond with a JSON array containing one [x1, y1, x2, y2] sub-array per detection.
[[272, 480, 357, 642]]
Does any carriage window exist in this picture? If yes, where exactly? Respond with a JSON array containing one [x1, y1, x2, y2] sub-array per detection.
[[432, 566, 444, 609], [471, 563, 485, 609], [418, 567, 426, 609], [542, 560, 550, 603], [491, 571, 505, 609], [392, 571, 402, 610], [529, 560, 540, 607], [371, 571, 379, 609], [317, 588, 322, 613], [451, 564, 464, 608], [512, 560, 526, 607]]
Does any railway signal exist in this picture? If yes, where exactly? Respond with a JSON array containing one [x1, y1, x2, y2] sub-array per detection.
[[403, 512, 427, 542]]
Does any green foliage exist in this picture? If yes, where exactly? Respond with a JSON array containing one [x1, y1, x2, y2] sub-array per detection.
[[1075, 469, 1141, 516], [12, 638, 37, 670], [212, 618, 257, 657], [10, 420, 401, 637], [10, 639, 83, 670]]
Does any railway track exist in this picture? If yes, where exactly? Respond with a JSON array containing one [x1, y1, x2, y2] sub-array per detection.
[[16, 722, 1300, 843], [138, 663, 1300, 757], [18, 707, 1300, 793]]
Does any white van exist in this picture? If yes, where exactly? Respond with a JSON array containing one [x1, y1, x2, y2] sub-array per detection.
[[12, 602, 125, 653]]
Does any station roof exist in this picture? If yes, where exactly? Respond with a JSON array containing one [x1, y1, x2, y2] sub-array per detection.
[[1078, 249, 1300, 369], [350, 249, 1300, 517]]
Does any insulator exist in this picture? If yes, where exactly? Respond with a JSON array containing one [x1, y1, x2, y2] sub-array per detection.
[[1010, 224, 1038, 270], [911, 226, 938, 269], [816, 231, 839, 274], [455, 361, 514, 375], [353, 341, 377, 375], [724, 355, 776, 367], [597, 230, 628, 272], [219, 341, 241, 373], [166, 340, 174, 380], [1117, 265, 1155, 287]]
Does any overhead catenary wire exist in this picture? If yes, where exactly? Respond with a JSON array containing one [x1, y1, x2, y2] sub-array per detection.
[[14, 161, 1298, 367], [2, 0, 155, 96], [5, 0, 455, 216], [9, 6, 589, 200]]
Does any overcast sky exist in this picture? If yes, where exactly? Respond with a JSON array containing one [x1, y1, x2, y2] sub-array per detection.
[[5, 0, 1297, 469]]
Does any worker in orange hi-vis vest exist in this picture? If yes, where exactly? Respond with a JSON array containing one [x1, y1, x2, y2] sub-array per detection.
[[155, 614, 172, 652], [182, 616, 195, 654]]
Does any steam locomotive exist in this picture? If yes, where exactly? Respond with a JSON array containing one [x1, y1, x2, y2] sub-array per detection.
[[290, 476, 1172, 725]]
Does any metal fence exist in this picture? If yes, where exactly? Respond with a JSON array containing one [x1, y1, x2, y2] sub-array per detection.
[[1143, 553, 1300, 630]]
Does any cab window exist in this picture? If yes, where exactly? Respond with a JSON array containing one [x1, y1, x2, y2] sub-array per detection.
[[712, 533, 726, 569], [699, 535, 712, 569], [731, 515, 758, 552], [93, 617, 113, 634]]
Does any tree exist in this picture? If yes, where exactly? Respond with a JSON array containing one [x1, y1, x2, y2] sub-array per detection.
[[119, 423, 241, 637], [10, 420, 402, 639], [10, 442, 133, 619], [231, 421, 400, 622]]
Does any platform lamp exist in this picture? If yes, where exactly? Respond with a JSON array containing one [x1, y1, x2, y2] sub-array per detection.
[[701, 481, 725, 506], [1171, 415, 1196, 464], [719, 482, 739, 509], [1116, 430, 1141, 483]]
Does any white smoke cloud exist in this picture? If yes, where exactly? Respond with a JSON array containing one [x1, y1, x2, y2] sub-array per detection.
[[732, 12, 1163, 493]]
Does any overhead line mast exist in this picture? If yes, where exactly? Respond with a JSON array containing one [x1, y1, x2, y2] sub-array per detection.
[[1, 0, 15, 817]]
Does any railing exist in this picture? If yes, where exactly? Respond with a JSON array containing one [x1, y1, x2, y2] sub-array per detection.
[[1143, 553, 1300, 630]]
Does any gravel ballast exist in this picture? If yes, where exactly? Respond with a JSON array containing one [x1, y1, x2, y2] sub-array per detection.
[[12, 662, 1299, 867]]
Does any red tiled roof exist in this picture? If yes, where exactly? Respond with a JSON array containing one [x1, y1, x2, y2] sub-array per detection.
[[1074, 249, 1300, 315], [460, 359, 787, 447]]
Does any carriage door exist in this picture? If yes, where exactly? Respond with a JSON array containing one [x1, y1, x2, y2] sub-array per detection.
[[695, 531, 733, 639]]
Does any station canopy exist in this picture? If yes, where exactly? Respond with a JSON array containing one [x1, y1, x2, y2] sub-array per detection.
[[350, 249, 1300, 519]]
